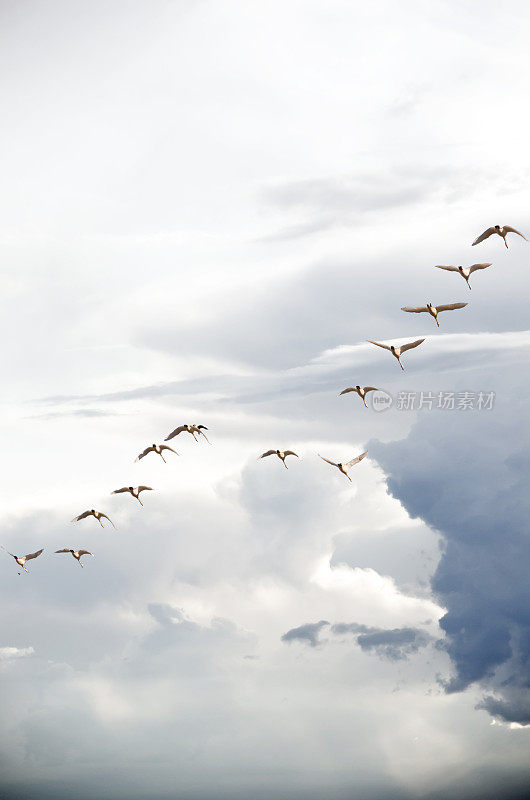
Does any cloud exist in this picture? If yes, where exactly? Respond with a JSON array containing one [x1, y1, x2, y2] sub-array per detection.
[[281, 620, 329, 647]]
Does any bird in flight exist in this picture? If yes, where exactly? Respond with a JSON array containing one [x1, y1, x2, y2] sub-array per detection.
[[259, 449, 299, 469], [3, 546, 44, 573], [55, 548, 94, 567], [435, 263, 491, 290], [318, 451, 367, 481], [472, 225, 526, 248], [339, 385, 379, 407], [165, 424, 210, 443], [71, 509, 116, 528], [135, 443, 178, 463], [111, 486, 153, 506], [368, 338, 425, 370], [400, 302, 467, 327]]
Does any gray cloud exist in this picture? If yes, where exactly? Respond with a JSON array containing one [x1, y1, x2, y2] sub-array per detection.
[[281, 620, 329, 647]]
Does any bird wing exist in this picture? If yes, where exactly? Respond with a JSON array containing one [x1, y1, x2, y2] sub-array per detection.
[[283, 451, 298, 458], [55, 549, 73, 554], [339, 387, 355, 395], [99, 513, 116, 528], [72, 510, 91, 522], [503, 226, 527, 240], [259, 450, 276, 459], [435, 265, 459, 272], [468, 262, 492, 274], [368, 340, 391, 351], [318, 454, 338, 467], [401, 306, 428, 313], [135, 446, 153, 462], [165, 425, 186, 441], [160, 445, 178, 454], [363, 386, 378, 393], [400, 338, 425, 353], [78, 550, 94, 557], [196, 428, 211, 443], [345, 451, 368, 468], [24, 548, 44, 562], [472, 227, 495, 245], [112, 487, 130, 495], [435, 302, 468, 313], [137, 486, 153, 492]]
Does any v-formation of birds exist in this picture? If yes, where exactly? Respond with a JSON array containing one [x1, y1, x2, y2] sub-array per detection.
[[4, 224, 525, 573]]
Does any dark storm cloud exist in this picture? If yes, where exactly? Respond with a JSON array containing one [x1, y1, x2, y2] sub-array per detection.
[[281, 620, 329, 647], [368, 387, 530, 722]]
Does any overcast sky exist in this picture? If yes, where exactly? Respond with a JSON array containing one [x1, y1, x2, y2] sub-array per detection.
[[1, 1, 530, 798]]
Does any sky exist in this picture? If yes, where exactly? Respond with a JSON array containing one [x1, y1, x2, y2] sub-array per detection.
[[1, 1, 530, 798]]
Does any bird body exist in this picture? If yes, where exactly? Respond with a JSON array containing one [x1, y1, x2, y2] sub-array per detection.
[[259, 449, 299, 469], [3, 547, 44, 573], [400, 302, 467, 327], [318, 452, 367, 481], [135, 444, 178, 463], [339, 385, 378, 407], [71, 509, 115, 528], [165, 424, 210, 443], [472, 225, 526, 248], [55, 548, 94, 567], [112, 486, 153, 505], [435, 263, 491, 290], [368, 338, 425, 370]]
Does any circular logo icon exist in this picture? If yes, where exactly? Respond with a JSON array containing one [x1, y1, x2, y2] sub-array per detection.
[[370, 389, 393, 412]]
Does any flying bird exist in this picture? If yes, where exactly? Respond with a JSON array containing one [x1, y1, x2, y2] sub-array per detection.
[[368, 338, 425, 370], [339, 385, 379, 407], [55, 549, 94, 567], [71, 509, 116, 528], [165, 424, 210, 443], [135, 443, 178, 463], [318, 451, 367, 482], [435, 263, 491, 290], [111, 486, 153, 506], [400, 302, 467, 327], [259, 449, 299, 469], [2, 546, 44, 573], [472, 225, 526, 248]]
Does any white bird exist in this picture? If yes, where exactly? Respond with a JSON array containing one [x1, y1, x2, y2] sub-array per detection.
[[165, 424, 210, 443], [318, 451, 367, 482], [400, 302, 467, 327], [435, 263, 491, 290], [2, 546, 44, 573], [368, 338, 425, 370], [55, 548, 94, 567], [259, 449, 299, 469], [339, 385, 379, 408], [472, 225, 526, 248], [135, 443, 178, 463], [71, 509, 116, 528], [111, 486, 153, 506]]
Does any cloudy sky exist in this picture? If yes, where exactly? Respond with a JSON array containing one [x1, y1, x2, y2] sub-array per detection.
[[1, 1, 530, 798]]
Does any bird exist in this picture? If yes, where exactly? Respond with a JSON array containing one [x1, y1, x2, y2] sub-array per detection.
[[339, 385, 379, 407], [435, 263, 491, 290], [400, 302, 467, 327], [111, 486, 153, 506], [258, 449, 299, 469], [318, 451, 367, 482], [71, 509, 116, 528], [2, 546, 44, 574], [165, 424, 210, 443], [55, 549, 94, 567], [472, 225, 526, 248], [135, 443, 178, 463], [368, 338, 425, 370]]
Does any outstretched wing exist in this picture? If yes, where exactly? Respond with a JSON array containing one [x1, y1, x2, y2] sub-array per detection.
[[368, 340, 391, 351], [55, 548, 73, 554], [283, 451, 298, 458], [196, 427, 211, 443], [112, 487, 130, 495], [72, 510, 91, 522], [345, 451, 368, 468], [339, 387, 356, 395], [165, 425, 186, 441], [503, 226, 527, 240], [99, 513, 116, 529], [318, 454, 338, 468], [137, 486, 153, 493], [468, 262, 492, 274], [435, 302, 467, 313], [401, 306, 429, 314], [472, 227, 495, 245], [78, 550, 94, 557], [135, 446, 154, 462], [160, 445, 178, 455], [435, 265, 459, 272], [24, 548, 44, 562], [400, 338, 425, 353], [363, 386, 378, 393], [259, 450, 276, 459]]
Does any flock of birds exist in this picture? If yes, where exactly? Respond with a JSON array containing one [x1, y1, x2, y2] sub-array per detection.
[[3, 224, 526, 574]]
